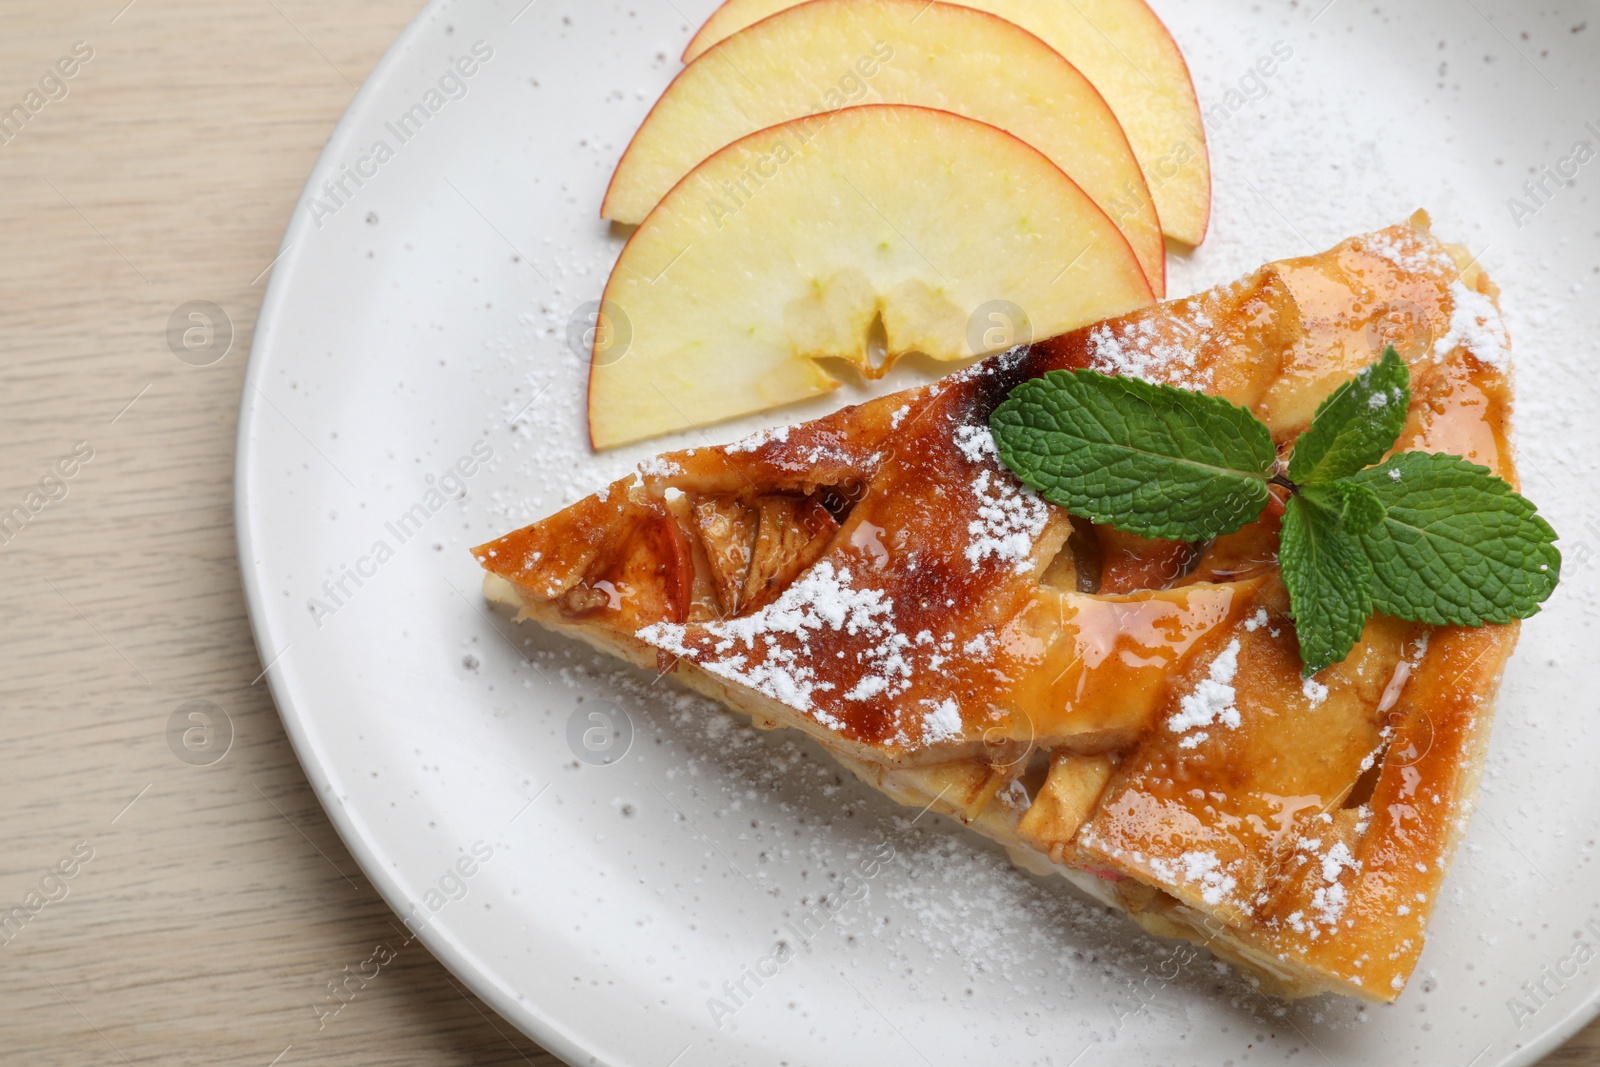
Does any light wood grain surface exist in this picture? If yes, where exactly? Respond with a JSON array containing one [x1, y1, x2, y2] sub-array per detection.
[[0, 2, 1592, 1066]]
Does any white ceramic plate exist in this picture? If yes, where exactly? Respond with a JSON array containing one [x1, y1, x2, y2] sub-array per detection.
[[236, 1, 1600, 1063]]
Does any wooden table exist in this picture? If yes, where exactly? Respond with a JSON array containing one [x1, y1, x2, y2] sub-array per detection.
[[0, 2, 1591, 1065]]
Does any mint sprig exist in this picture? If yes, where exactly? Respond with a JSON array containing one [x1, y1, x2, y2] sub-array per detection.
[[988, 370, 1274, 541], [1288, 346, 1412, 485], [1280, 494, 1374, 674], [1299, 481, 1385, 535], [1348, 452, 1561, 627], [989, 346, 1561, 676]]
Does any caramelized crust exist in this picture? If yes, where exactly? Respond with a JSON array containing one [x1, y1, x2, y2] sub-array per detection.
[[475, 213, 1521, 1002]]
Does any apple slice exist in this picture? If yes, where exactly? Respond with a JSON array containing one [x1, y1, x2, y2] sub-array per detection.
[[587, 105, 1153, 449], [683, 0, 1210, 245], [605, 0, 1165, 297]]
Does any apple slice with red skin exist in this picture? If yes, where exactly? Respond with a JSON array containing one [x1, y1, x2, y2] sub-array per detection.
[[683, 0, 1211, 245], [587, 104, 1154, 448], [605, 0, 1165, 296]]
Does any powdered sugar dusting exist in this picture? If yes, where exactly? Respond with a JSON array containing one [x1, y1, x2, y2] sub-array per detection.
[[951, 426, 1051, 572], [637, 455, 680, 478], [954, 424, 998, 463], [1310, 841, 1362, 930], [961, 632, 992, 658], [921, 698, 964, 744], [1435, 280, 1512, 372], [1182, 851, 1239, 908], [638, 562, 910, 729], [1302, 676, 1330, 707], [1167, 639, 1244, 745], [945, 342, 1030, 386], [1367, 388, 1403, 410], [964, 468, 1050, 571], [1085, 308, 1214, 389], [1144, 849, 1243, 909], [724, 424, 791, 454], [1361, 229, 1455, 276]]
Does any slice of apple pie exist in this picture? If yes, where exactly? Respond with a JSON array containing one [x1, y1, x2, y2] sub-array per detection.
[[475, 213, 1519, 1002]]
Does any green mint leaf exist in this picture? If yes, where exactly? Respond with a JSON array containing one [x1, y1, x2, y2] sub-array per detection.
[[989, 369, 1276, 541], [1280, 495, 1375, 677], [1348, 452, 1561, 626], [1300, 481, 1386, 535], [1288, 346, 1411, 485]]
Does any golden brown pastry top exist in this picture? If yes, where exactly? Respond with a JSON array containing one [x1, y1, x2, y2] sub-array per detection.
[[477, 216, 1512, 757]]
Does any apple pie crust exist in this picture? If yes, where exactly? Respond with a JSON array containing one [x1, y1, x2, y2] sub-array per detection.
[[475, 213, 1519, 1002]]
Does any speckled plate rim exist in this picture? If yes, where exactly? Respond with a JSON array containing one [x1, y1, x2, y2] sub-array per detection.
[[232, 3, 598, 1065]]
